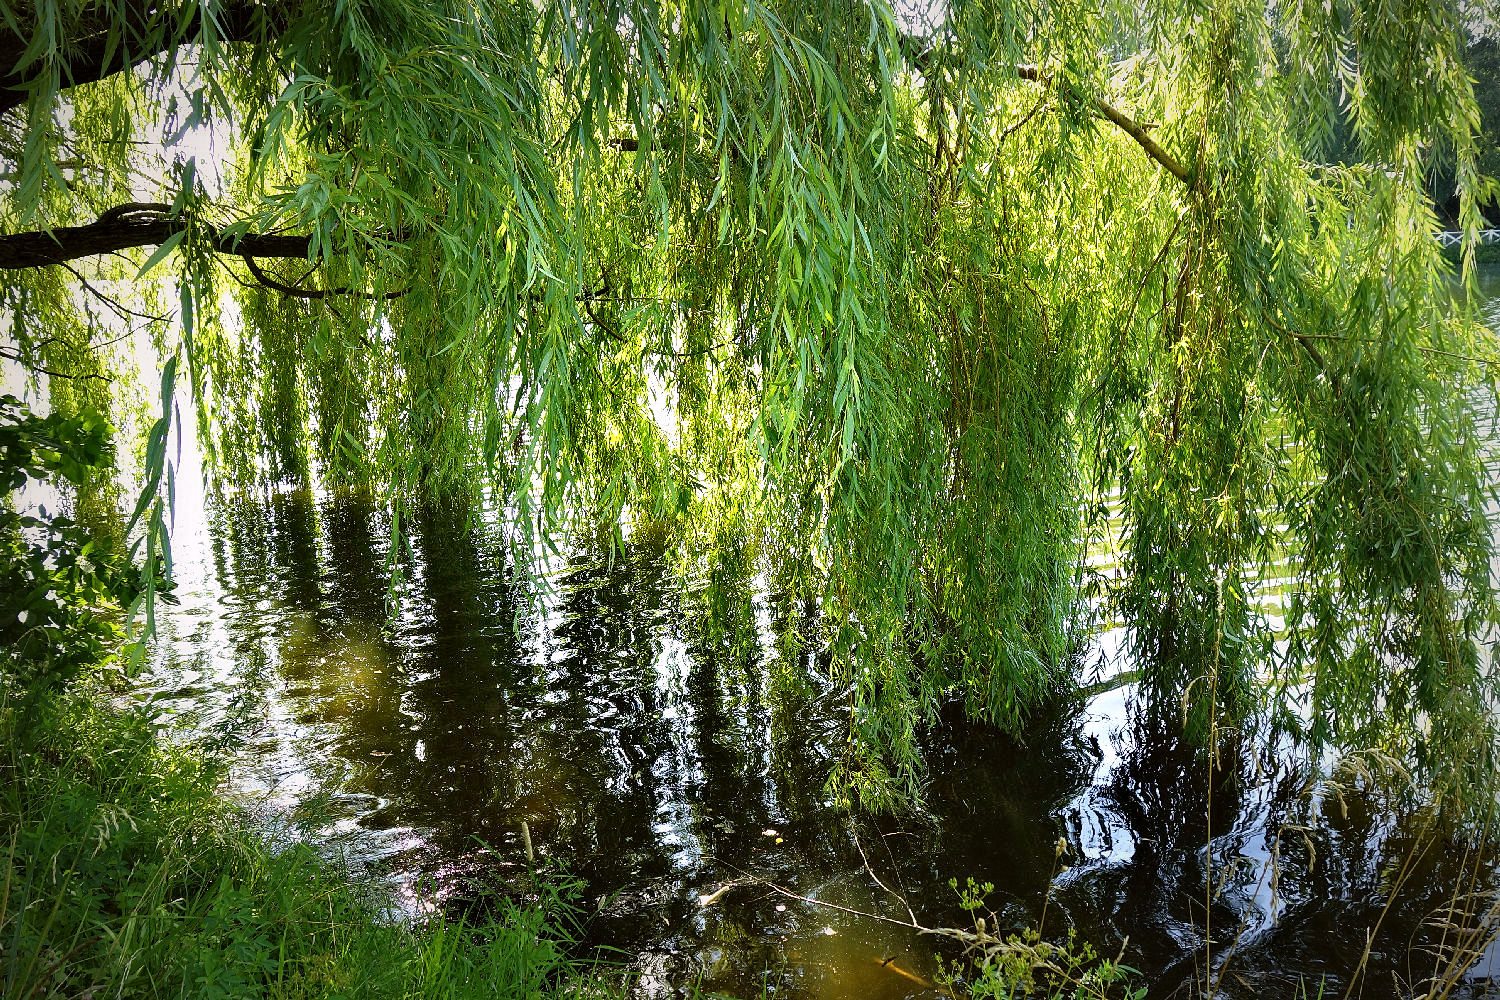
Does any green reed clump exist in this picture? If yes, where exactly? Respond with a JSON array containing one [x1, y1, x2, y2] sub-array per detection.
[[0, 686, 623, 1000]]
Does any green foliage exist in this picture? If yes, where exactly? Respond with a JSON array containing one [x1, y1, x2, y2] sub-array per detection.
[[4, 0, 1500, 805], [1424, 24, 1500, 217], [0, 687, 625, 1000], [0, 395, 150, 687]]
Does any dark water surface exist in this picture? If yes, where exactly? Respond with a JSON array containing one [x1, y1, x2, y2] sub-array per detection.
[[141, 276, 1500, 1000]]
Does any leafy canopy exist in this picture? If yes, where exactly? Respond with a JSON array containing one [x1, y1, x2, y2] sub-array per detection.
[[2, 0, 1498, 806]]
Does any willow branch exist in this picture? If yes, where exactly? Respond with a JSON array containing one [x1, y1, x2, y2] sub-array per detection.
[[56, 260, 170, 324], [896, 36, 1190, 185], [242, 255, 406, 301], [999, 87, 1051, 143], [0, 2, 283, 116], [0, 346, 111, 381], [0, 203, 310, 269], [1014, 64, 1191, 184], [1262, 313, 1328, 371], [1294, 331, 1495, 366]]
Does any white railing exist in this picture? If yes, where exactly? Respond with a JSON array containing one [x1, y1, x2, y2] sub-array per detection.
[[1435, 229, 1500, 247]]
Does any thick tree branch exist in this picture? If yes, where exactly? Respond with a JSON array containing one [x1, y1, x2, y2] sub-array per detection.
[[1, 2, 281, 115], [0, 203, 310, 269]]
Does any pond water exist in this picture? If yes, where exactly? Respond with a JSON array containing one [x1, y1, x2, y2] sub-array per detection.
[[139, 269, 1500, 1000]]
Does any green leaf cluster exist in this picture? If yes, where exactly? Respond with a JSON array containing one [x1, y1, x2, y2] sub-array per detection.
[[0, 396, 158, 687]]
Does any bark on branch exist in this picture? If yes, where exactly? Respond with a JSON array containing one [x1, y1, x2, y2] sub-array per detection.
[[0, 1, 281, 116], [0, 203, 310, 269]]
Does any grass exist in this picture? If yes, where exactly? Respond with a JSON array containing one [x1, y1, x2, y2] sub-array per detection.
[[0, 684, 626, 1000]]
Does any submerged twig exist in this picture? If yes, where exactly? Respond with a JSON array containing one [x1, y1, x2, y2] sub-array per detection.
[[849, 821, 918, 926]]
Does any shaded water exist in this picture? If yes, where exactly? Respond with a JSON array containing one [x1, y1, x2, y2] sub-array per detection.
[[140, 274, 1500, 1000]]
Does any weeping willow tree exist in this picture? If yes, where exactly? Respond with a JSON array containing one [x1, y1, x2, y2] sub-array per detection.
[[2, 0, 1498, 807]]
